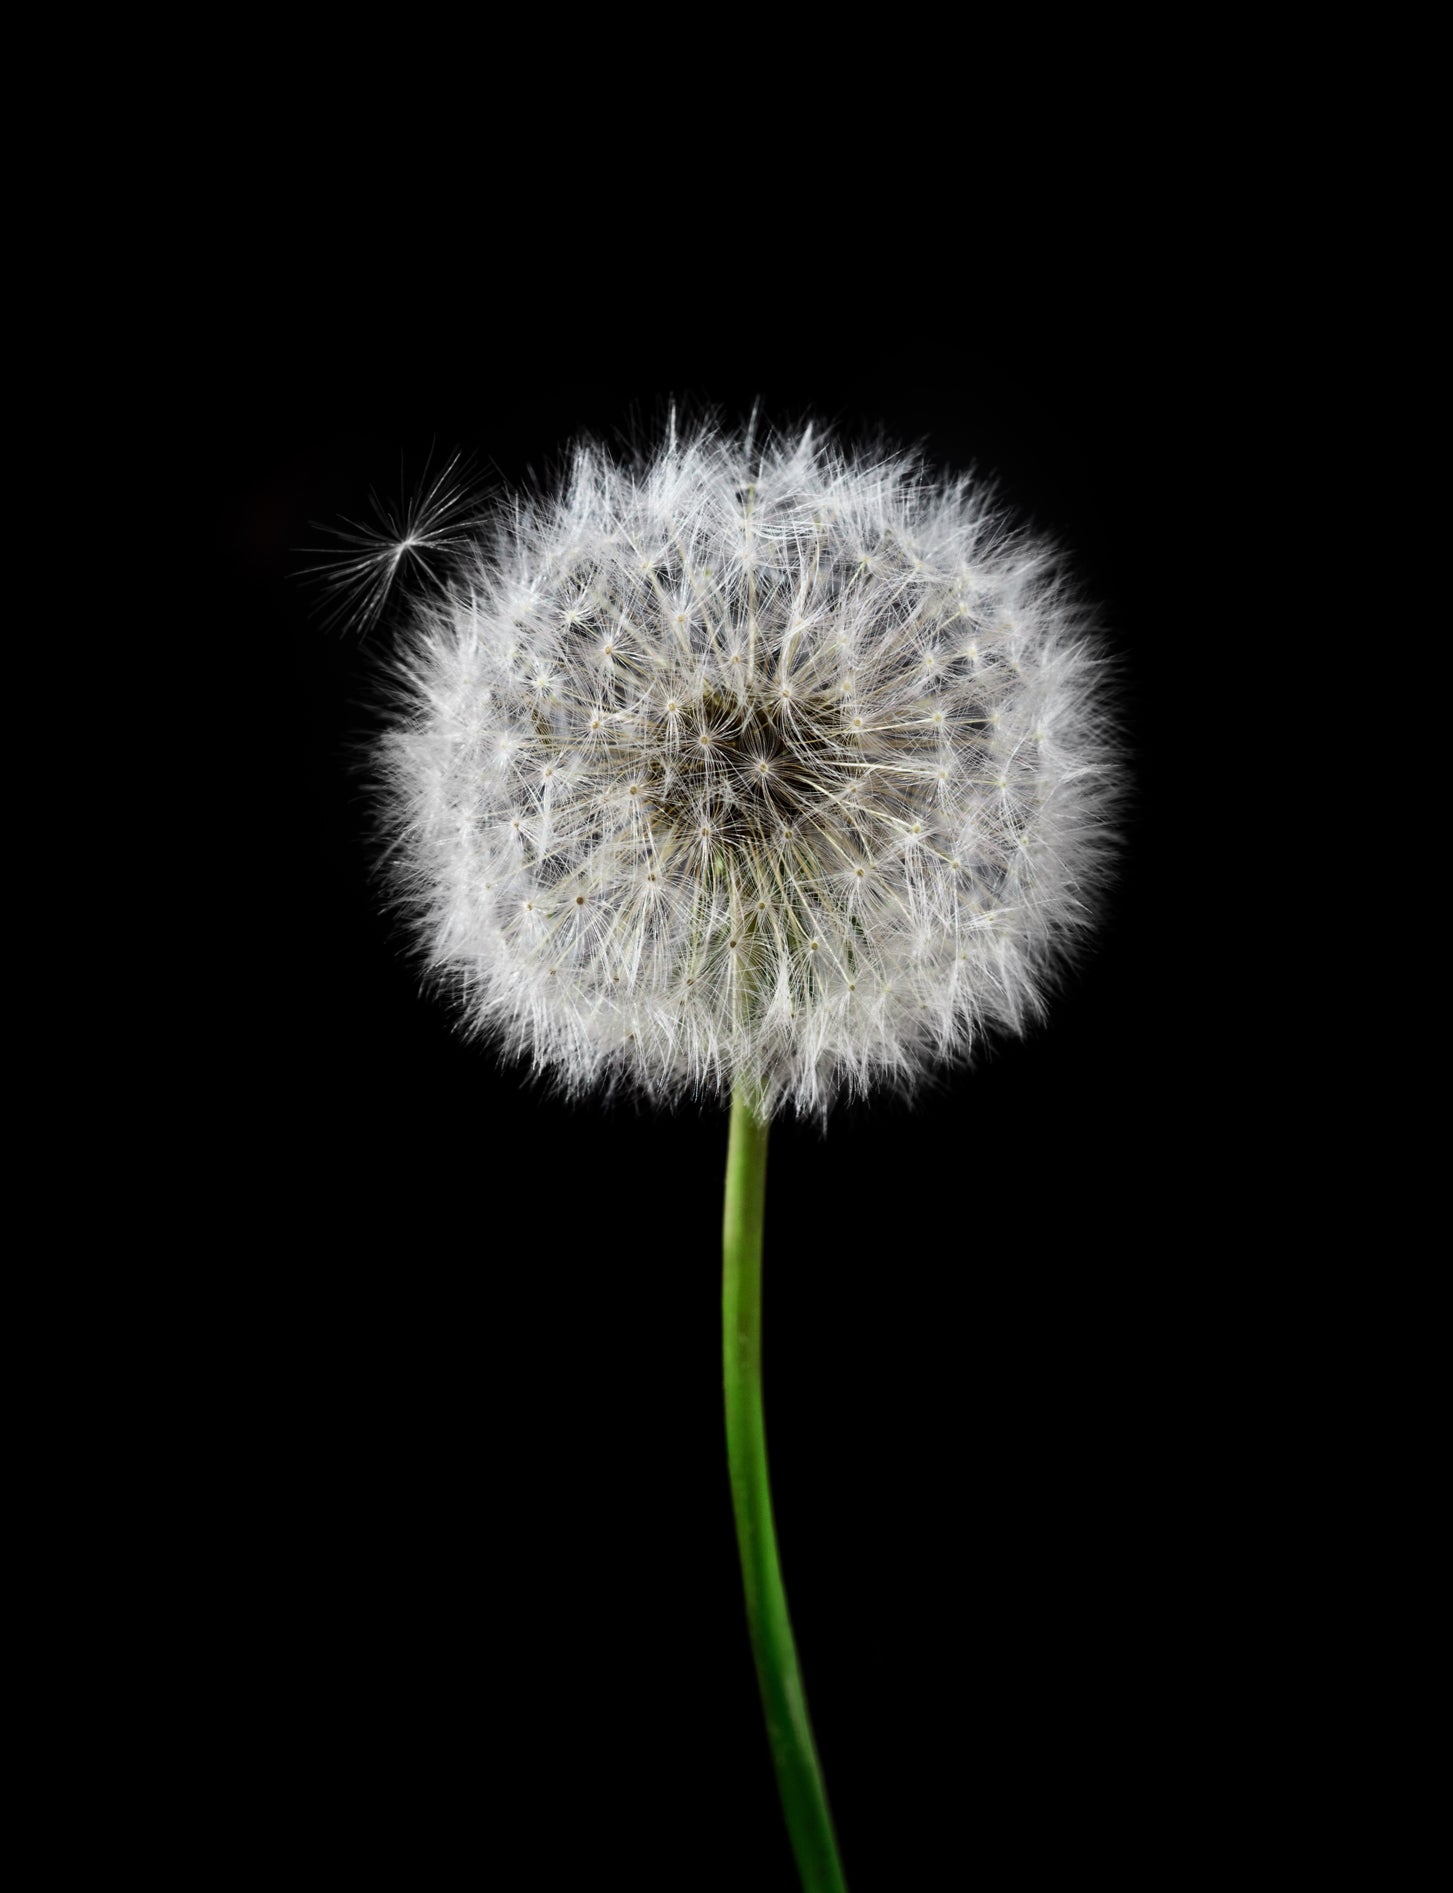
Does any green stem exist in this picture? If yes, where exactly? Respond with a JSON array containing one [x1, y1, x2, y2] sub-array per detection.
[[722, 1086, 849, 1893]]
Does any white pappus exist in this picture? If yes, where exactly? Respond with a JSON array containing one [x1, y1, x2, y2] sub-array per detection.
[[374, 418, 1123, 1118]]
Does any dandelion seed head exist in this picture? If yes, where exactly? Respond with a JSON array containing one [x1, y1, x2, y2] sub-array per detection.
[[376, 420, 1123, 1117]]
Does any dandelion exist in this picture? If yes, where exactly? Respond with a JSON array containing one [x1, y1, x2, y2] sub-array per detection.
[[378, 419, 1120, 1119], [361, 414, 1122, 1891]]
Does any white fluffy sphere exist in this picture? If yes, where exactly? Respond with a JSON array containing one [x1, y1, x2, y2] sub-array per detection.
[[377, 420, 1122, 1116]]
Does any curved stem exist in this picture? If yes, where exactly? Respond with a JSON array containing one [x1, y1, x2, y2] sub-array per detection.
[[722, 1086, 849, 1893]]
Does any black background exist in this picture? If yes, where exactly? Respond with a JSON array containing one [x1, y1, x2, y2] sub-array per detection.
[[212, 375, 1238, 1885]]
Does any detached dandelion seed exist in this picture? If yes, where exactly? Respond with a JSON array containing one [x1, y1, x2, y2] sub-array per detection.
[[353, 415, 1124, 1892], [303, 449, 481, 638]]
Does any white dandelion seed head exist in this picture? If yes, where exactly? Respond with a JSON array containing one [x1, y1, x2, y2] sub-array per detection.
[[375, 418, 1123, 1118]]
